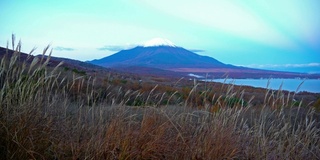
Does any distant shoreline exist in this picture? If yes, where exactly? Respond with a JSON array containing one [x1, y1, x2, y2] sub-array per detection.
[[204, 78, 320, 93]]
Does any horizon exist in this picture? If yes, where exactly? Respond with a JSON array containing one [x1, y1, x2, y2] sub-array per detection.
[[1, 0, 319, 73]]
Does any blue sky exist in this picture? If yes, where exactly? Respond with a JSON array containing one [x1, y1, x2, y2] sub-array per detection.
[[0, 0, 320, 73]]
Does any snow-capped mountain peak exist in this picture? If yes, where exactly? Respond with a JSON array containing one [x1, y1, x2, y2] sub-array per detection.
[[143, 38, 176, 47]]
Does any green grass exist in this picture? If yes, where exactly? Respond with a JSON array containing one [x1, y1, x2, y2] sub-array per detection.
[[0, 37, 319, 159]]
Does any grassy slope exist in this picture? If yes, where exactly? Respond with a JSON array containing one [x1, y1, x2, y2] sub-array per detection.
[[1, 41, 320, 159]]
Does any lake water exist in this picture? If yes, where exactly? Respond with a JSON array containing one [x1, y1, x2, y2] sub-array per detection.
[[207, 79, 320, 93]]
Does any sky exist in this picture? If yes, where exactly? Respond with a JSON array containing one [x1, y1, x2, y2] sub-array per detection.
[[0, 0, 320, 73]]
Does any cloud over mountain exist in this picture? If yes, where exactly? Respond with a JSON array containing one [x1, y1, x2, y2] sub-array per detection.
[[54, 46, 75, 51], [189, 49, 205, 53], [97, 44, 136, 52]]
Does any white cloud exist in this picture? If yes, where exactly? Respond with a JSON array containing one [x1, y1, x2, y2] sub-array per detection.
[[97, 44, 136, 52], [54, 46, 75, 51], [189, 49, 205, 53], [240, 63, 320, 68]]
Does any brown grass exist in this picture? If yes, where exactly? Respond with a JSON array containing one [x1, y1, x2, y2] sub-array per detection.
[[0, 37, 319, 159]]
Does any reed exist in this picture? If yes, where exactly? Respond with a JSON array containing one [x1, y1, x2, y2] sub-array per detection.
[[0, 37, 319, 159]]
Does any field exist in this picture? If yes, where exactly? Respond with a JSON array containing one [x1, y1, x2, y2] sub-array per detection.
[[1, 40, 320, 159]]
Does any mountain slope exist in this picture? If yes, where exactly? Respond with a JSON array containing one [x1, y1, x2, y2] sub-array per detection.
[[89, 46, 234, 69], [0, 46, 111, 76]]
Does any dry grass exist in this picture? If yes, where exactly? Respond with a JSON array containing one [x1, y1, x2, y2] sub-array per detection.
[[0, 37, 319, 159]]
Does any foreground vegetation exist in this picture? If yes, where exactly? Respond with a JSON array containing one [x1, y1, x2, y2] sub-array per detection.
[[1, 39, 320, 159]]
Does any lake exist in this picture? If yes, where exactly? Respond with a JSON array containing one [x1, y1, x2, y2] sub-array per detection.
[[207, 78, 320, 93]]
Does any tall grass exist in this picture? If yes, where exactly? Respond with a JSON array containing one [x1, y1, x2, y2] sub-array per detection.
[[0, 38, 319, 159]]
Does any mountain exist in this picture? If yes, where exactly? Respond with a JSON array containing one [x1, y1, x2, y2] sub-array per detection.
[[89, 38, 237, 69], [88, 38, 320, 79], [89, 45, 235, 69]]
